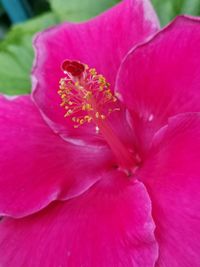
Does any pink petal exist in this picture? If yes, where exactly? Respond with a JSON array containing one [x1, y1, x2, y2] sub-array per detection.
[[138, 113, 200, 267], [116, 16, 200, 155], [0, 172, 158, 267], [0, 95, 113, 218], [32, 0, 159, 143]]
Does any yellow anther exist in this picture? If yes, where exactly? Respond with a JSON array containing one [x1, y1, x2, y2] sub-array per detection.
[[95, 112, 100, 119], [61, 94, 66, 99], [60, 79, 65, 85], [64, 109, 73, 117], [98, 76, 106, 85], [84, 115, 92, 122], [83, 91, 92, 100], [90, 68, 97, 76], [82, 103, 92, 111], [99, 86, 104, 92], [75, 81, 79, 86]]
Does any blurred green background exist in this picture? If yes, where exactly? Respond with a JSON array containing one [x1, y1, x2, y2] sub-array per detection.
[[0, 0, 199, 95]]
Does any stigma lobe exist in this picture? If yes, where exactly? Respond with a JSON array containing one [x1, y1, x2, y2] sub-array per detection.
[[61, 60, 85, 77]]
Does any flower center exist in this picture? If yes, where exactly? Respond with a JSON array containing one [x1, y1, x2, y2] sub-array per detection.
[[58, 60, 138, 174]]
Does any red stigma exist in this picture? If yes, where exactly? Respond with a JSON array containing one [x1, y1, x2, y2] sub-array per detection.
[[61, 60, 85, 77]]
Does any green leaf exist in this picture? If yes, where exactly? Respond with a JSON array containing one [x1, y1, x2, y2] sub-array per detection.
[[0, 12, 58, 95], [1, 12, 57, 46], [152, 0, 200, 26], [181, 0, 200, 16], [0, 36, 33, 95], [49, 0, 119, 22]]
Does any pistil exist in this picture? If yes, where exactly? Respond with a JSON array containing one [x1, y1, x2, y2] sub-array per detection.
[[58, 60, 137, 172]]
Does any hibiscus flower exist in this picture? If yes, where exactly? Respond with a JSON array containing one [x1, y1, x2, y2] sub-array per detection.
[[0, 0, 200, 266]]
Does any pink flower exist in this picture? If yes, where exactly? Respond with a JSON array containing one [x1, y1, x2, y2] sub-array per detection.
[[0, 0, 200, 266]]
